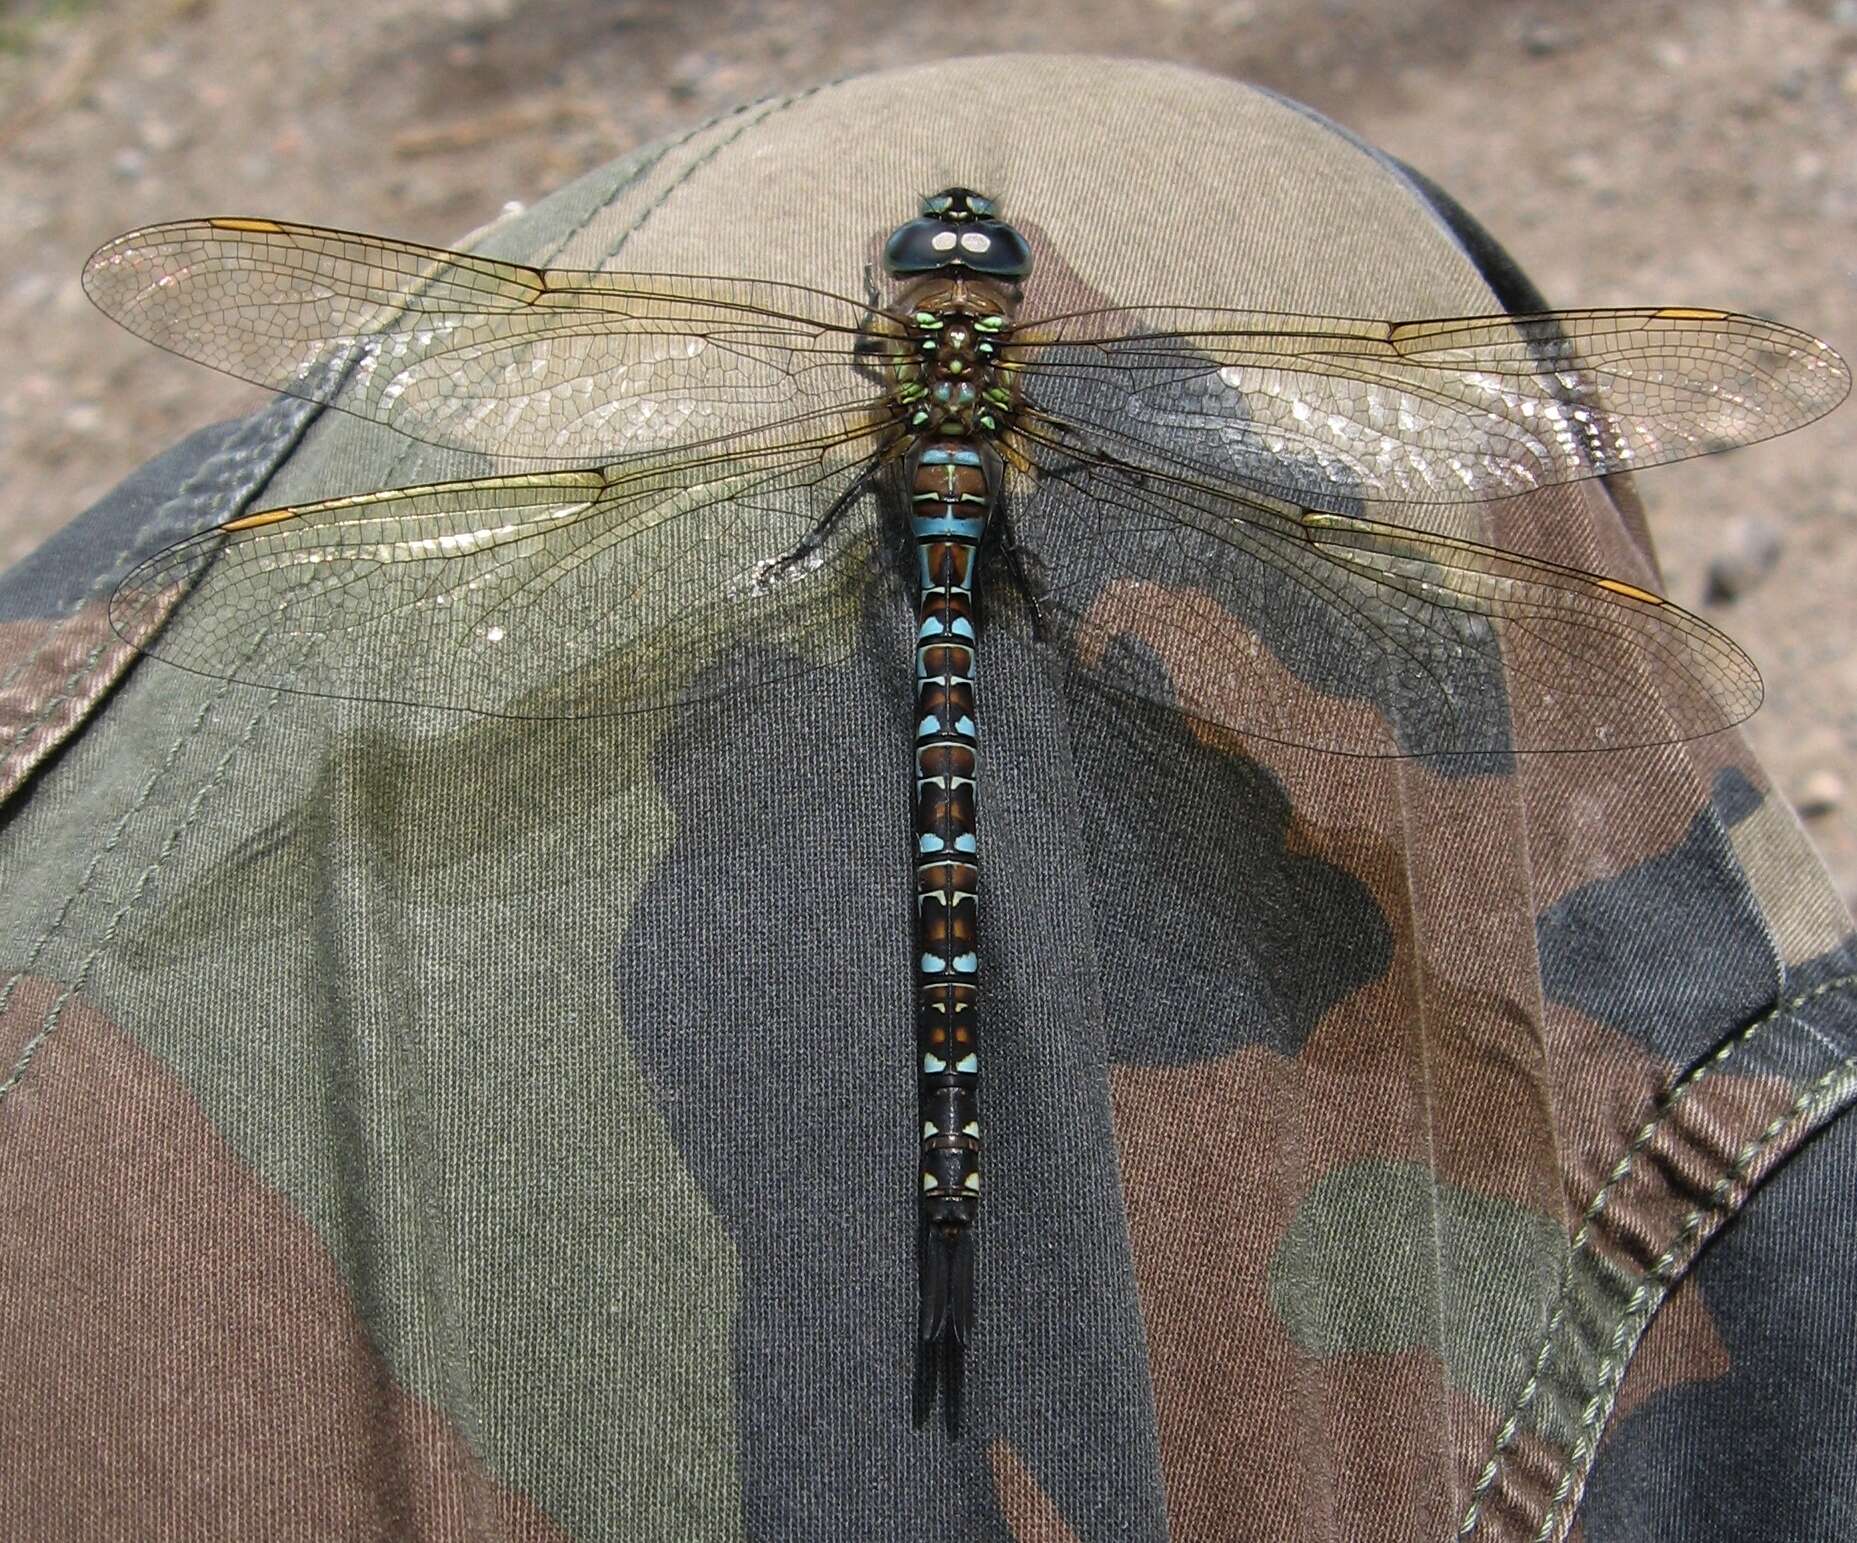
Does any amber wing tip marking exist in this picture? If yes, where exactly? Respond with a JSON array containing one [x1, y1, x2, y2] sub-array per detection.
[[1593, 576, 1665, 606], [220, 506, 301, 533]]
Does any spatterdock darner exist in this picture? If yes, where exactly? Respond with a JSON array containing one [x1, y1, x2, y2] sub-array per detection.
[[83, 188, 1848, 1431]]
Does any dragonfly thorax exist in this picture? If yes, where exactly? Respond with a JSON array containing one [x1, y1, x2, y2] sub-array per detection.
[[889, 283, 1020, 441]]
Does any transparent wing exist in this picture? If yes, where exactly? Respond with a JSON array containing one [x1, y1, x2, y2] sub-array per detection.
[[1007, 424, 1760, 758], [1009, 306, 1849, 513], [89, 220, 1828, 749], [84, 218, 894, 463], [109, 413, 904, 718], [86, 222, 1848, 509]]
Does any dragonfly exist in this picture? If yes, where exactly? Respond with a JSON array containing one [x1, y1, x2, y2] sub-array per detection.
[[83, 188, 1849, 1432]]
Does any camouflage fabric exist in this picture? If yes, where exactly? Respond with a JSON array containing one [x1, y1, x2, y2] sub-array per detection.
[[3, 55, 1854, 1542]]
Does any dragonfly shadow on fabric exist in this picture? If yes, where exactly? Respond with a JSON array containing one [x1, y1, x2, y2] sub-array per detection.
[[1064, 671, 1396, 1064]]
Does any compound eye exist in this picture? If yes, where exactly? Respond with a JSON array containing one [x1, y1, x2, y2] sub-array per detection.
[[883, 192, 1034, 280]]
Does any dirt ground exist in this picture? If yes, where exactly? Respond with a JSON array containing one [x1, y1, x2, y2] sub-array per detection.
[[1, 0, 1853, 901]]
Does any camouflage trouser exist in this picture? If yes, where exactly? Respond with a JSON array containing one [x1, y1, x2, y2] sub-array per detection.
[[2, 55, 1853, 1543]]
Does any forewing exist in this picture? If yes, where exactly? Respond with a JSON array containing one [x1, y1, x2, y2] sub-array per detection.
[[109, 414, 902, 718], [1010, 306, 1849, 514], [1007, 426, 1760, 759], [84, 218, 893, 463]]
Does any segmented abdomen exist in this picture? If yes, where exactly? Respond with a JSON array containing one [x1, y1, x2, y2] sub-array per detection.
[[911, 440, 994, 1258]]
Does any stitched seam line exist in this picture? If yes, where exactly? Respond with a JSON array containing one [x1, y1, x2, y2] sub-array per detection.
[[1, 673, 287, 1101], [1457, 970, 1857, 1538], [600, 85, 822, 266], [1533, 1053, 1853, 1540], [0, 675, 285, 1099]]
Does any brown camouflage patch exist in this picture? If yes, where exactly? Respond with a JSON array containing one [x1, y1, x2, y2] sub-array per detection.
[[0, 974, 568, 1541], [1607, 1271, 1731, 1426], [989, 1437, 1085, 1541], [1082, 583, 1396, 757]]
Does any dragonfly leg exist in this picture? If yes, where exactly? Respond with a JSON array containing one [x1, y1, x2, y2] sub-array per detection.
[[754, 459, 886, 584], [993, 502, 1048, 643], [851, 265, 908, 380], [850, 331, 898, 395], [1019, 399, 1153, 484]]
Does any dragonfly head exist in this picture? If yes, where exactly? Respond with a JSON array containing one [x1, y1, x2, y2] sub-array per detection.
[[884, 187, 1033, 282]]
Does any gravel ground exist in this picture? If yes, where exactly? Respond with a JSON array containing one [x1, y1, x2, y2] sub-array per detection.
[[2, 0, 1852, 899]]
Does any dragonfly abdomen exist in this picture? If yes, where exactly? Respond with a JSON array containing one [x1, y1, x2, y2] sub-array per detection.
[[909, 438, 997, 1362]]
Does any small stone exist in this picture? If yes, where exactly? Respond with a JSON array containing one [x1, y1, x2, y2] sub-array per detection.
[[8, 270, 53, 308], [1521, 20, 1576, 56], [1705, 516, 1783, 603], [137, 114, 183, 153], [1795, 770, 1844, 820], [668, 50, 717, 101]]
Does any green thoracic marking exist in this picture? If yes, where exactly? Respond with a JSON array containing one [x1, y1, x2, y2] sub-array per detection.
[[975, 315, 1005, 332], [984, 387, 1011, 405], [915, 311, 944, 328]]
